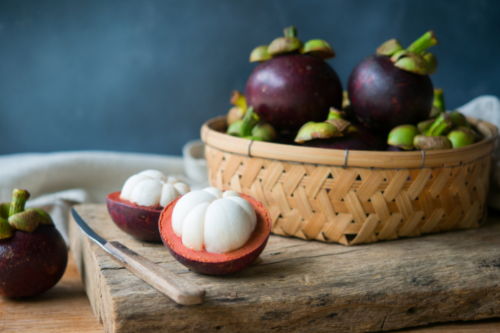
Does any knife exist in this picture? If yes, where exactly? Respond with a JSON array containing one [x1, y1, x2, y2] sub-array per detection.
[[71, 208, 205, 305]]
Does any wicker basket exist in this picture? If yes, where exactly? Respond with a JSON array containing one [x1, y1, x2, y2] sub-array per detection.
[[201, 116, 498, 246]]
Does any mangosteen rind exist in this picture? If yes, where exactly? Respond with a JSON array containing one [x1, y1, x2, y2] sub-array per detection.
[[0, 225, 68, 298], [0, 189, 68, 298], [348, 54, 434, 132], [247, 54, 343, 130]]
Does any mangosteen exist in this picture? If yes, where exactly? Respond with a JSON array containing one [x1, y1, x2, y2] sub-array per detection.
[[348, 31, 438, 133], [159, 188, 271, 275], [107, 170, 190, 242], [245, 26, 343, 130], [0, 189, 68, 298]]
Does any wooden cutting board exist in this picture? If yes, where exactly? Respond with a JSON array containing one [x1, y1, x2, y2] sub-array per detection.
[[69, 204, 500, 333]]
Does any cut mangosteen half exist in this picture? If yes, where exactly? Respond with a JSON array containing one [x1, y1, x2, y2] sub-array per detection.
[[106, 191, 163, 243], [106, 170, 190, 243], [159, 193, 271, 275]]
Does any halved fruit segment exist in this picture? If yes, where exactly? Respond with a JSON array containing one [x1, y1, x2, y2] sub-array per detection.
[[159, 193, 271, 275], [106, 191, 163, 242]]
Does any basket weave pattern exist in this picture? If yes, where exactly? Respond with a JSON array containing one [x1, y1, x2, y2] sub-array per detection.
[[202, 116, 497, 245], [206, 145, 490, 245]]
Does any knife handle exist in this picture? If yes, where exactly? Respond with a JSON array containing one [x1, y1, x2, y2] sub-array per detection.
[[104, 241, 205, 305]]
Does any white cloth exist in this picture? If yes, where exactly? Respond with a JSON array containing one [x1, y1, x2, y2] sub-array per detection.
[[0, 151, 194, 244]]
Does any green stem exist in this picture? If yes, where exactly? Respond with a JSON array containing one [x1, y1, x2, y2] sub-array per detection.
[[283, 26, 297, 38], [433, 88, 445, 112], [240, 107, 259, 137], [425, 113, 451, 136], [407, 30, 438, 54], [8, 189, 30, 217]]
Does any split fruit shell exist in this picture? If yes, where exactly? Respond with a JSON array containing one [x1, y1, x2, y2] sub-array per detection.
[[106, 192, 163, 242], [159, 193, 271, 275]]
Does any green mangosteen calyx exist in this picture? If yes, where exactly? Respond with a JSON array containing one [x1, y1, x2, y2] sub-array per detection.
[[327, 107, 347, 120], [376, 39, 404, 56], [0, 203, 13, 240], [267, 26, 302, 56], [0, 189, 54, 239], [251, 122, 277, 142], [387, 125, 419, 150], [227, 107, 276, 142], [294, 117, 351, 144], [227, 90, 247, 126], [377, 30, 438, 75], [249, 46, 271, 62], [447, 127, 476, 148], [250, 26, 335, 63], [300, 39, 335, 59], [447, 110, 471, 129]]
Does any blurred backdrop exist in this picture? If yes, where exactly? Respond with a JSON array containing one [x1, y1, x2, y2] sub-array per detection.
[[0, 0, 499, 155]]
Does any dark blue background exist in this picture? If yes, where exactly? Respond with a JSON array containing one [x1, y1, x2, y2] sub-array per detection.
[[1, 0, 499, 155]]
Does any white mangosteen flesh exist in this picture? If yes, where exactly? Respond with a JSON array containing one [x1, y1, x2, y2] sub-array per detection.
[[130, 179, 162, 206], [181, 202, 209, 251], [139, 169, 168, 181], [120, 174, 151, 200], [171, 188, 257, 253], [160, 183, 180, 207], [120, 170, 190, 208], [203, 187, 223, 199], [172, 191, 218, 237]]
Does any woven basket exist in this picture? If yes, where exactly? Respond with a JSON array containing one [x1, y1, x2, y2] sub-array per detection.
[[201, 116, 498, 246]]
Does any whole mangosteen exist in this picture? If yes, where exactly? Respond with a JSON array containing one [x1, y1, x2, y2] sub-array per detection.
[[246, 27, 343, 131], [348, 31, 438, 133], [0, 189, 68, 298]]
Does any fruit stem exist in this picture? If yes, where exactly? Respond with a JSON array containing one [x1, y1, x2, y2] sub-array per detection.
[[240, 107, 260, 137], [407, 30, 438, 54], [283, 26, 297, 38], [9, 189, 30, 217], [433, 88, 445, 113], [425, 113, 451, 136]]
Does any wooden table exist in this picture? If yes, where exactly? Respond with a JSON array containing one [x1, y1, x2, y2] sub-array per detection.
[[0, 252, 499, 332]]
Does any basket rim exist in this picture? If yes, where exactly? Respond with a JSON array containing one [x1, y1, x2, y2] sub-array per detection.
[[201, 116, 498, 169]]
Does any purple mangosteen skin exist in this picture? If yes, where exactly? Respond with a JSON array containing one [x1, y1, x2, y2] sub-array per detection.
[[305, 137, 375, 151], [347, 54, 433, 133], [106, 192, 162, 243], [0, 225, 68, 298], [163, 236, 270, 276], [349, 121, 387, 151], [246, 54, 343, 130], [387, 145, 404, 151]]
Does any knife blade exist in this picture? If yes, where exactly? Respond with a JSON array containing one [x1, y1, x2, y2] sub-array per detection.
[[71, 207, 205, 305]]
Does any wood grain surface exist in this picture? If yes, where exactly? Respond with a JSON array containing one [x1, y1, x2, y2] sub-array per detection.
[[0, 252, 499, 333], [68, 204, 500, 333]]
